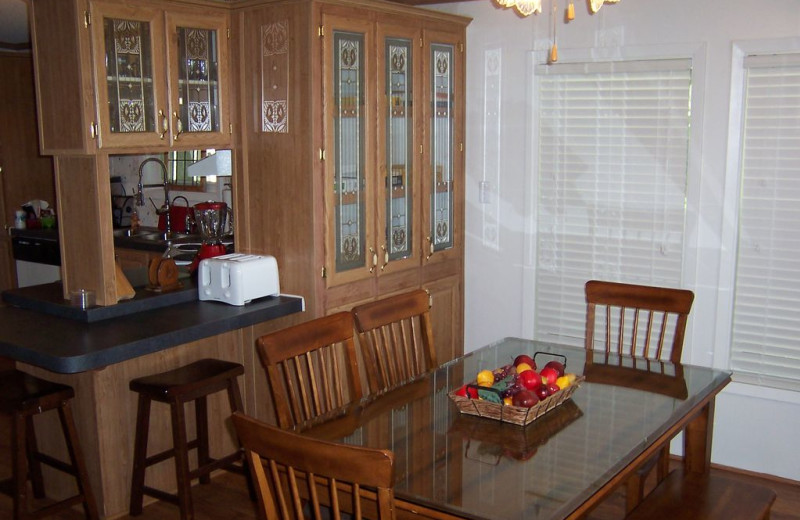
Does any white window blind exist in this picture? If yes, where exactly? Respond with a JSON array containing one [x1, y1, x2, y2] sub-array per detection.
[[731, 53, 800, 391], [533, 59, 692, 346]]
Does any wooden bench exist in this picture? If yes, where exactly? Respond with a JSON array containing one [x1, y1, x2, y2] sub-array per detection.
[[627, 468, 777, 520]]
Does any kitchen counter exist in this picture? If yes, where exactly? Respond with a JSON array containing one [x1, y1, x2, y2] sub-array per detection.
[[0, 290, 304, 373], [2, 283, 304, 518]]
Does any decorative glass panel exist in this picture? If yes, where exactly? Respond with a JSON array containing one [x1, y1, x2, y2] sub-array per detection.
[[103, 18, 156, 133], [261, 20, 289, 133], [386, 38, 413, 260], [176, 26, 220, 134], [431, 44, 454, 251], [334, 31, 366, 272]]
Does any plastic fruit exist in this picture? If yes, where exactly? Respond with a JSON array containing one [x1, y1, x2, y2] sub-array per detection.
[[512, 389, 539, 407], [455, 385, 478, 399], [518, 370, 539, 390], [534, 383, 550, 401], [515, 362, 533, 374], [544, 360, 565, 377], [476, 369, 495, 387], [513, 354, 536, 370], [540, 367, 559, 385], [555, 375, 570, 390], [547, 383, 560, 395]]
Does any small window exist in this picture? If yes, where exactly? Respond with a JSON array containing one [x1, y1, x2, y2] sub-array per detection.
[[163, 150, 206, 191]]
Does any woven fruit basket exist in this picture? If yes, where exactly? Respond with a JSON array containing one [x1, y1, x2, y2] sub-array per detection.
[[448, 352, 584, 426]]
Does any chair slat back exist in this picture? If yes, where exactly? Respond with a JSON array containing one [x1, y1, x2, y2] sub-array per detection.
[[257, 312, 362, 430], [232, 412, 396, 520], [352, 290, 436, 395], [584, 280, 694, 364]]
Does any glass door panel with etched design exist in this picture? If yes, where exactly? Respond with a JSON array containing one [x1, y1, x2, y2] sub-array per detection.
[[324, 20, 375, 287], [379, 27, 421, 275], [386, 38, 412, 263], [430, 43, 454, 254], [167, 13, 230, 147], [91, 3, 167, 148]]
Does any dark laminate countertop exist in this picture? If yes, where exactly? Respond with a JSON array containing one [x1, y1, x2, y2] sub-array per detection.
[[0, 293, 304, 374]]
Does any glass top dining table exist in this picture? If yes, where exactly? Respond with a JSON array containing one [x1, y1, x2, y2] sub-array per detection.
[[302, 337, 732, 520]]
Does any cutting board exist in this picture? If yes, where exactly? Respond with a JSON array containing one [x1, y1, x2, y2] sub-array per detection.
[[115, 260, 136, 300]]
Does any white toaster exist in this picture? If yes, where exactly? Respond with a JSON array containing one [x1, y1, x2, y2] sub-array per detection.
[[198, 253, 280, 306]]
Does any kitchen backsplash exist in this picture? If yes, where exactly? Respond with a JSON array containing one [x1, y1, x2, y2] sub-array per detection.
[[108, 155, 232, 229]]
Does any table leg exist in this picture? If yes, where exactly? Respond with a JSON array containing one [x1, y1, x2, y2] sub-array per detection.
[[683, 399, 715, 474]]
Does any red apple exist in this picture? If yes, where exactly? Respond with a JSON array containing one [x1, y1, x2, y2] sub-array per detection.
[[511, 389, 539, 408], [540, 367, 559, 385], [547, 383, 560, 396], [518, 370, 540, 390], [454, 385, 478, 399], [544, 360, 565, 377], [513, 354, 537, 371], [534, 383, 551, 401]]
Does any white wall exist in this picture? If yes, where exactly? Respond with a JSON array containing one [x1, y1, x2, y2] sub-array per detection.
[[430, 0, 800, 480]]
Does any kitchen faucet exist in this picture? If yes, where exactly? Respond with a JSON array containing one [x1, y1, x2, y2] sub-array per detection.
[[136, 158, 172, 238]]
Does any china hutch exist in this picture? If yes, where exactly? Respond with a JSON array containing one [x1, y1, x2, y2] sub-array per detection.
[[232, 0, 468, 363]]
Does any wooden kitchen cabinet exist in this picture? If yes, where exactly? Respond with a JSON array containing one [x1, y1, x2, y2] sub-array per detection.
[[30, 0, 231, 154], [232, 1, 468, 360]]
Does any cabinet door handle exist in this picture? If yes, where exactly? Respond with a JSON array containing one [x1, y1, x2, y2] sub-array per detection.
[[369, 247, 378, 273], [381, 244, 389, 271], [173, 111, 183, 140], [158, 110, 168, 140], [426, 236, 434, 260]]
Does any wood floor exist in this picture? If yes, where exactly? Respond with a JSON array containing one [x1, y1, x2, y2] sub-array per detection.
[[1, 412, 798, 519]]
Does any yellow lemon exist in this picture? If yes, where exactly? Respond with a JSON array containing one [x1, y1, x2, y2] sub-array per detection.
[[565, 373, 577, 384], [555, 376, 570, 390], [515, 362, 533, 374], [476, 369, 495, 387]]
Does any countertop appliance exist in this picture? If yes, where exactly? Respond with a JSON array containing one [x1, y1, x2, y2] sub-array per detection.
[[198, 253, 279, 306], [11, 230, 61, 288]]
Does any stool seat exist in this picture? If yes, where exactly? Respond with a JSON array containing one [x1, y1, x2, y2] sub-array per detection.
[[0, 370, 74, 413], [0, 370, 98, 520], [128, 358, 250, 520], [130, 359, 245, 400]]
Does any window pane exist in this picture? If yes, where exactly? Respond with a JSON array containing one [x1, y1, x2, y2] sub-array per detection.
[[533, 60, 692, 345]]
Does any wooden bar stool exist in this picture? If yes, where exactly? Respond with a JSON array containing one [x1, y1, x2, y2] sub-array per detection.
[[0, 369, 98, 520], [128, 359, 249, 520]]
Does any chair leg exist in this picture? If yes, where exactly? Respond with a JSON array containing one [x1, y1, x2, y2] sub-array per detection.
[[226, 377, 256, 501], [170, 400, 194, 520], [58, 400, 100, 520], [656, 446, 671, 482], [195, 396, 211, 485], [24, 414, 45, 499], [12, 413, 28, 520], [129, 394, 152, 516]]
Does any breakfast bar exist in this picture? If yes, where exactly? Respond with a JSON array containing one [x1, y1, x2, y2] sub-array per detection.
[[0, 283, 304, 518]]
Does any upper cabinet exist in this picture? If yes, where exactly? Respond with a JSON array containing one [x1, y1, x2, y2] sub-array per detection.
[[30, 0, 230, 154], [322, 12, 464, 289]]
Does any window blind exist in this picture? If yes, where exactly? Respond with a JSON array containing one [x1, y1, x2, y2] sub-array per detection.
[[731, 53, 800, 391], [533, 59, 692, 346]]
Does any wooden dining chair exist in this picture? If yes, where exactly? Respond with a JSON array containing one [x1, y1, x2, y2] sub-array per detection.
[[256, 312, 363, 430], [351, 289, 437, 395], [232, 411, 396, 520], [584, 279, 694, 513]]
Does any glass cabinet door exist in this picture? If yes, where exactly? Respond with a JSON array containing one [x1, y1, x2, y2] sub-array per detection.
[[429, 42, 455, 254], [92, 3, 167, 148], [323, 15, 376, 287], [167, 13, 230, 147], [381, 32, 418, 273]]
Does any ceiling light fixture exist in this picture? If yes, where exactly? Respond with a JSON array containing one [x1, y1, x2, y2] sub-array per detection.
[[495, 0, 621, 63]]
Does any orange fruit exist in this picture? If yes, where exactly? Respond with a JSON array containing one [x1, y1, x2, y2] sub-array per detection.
[[476, 369, 494, 387], [515, 362, 533, 374]]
